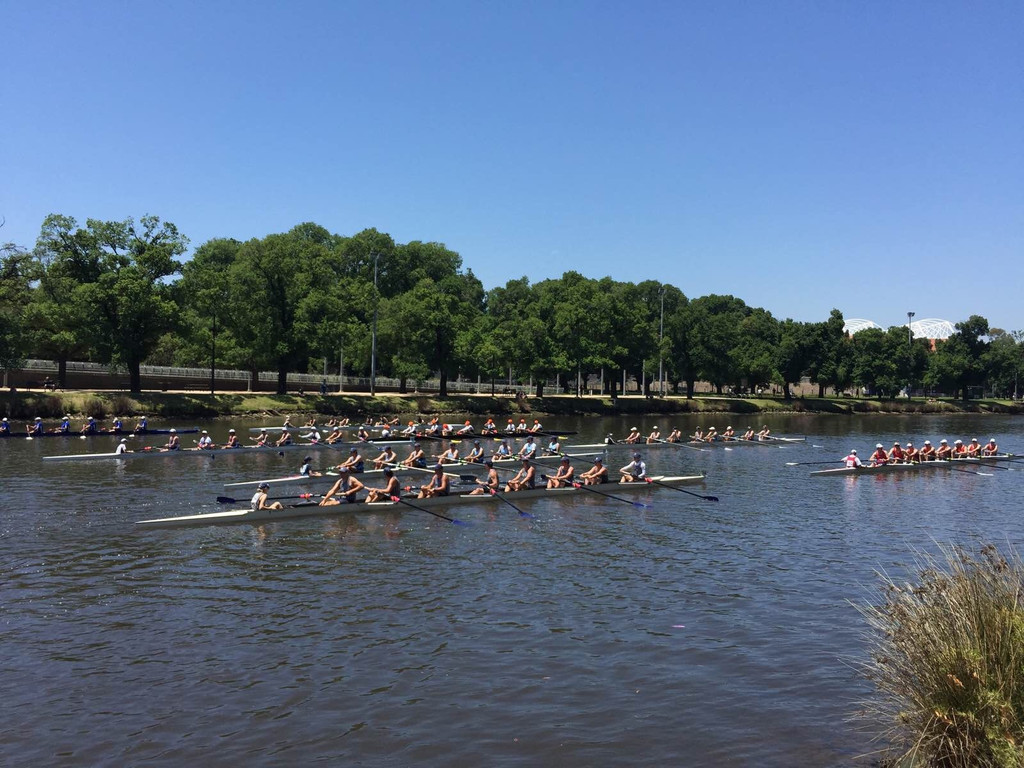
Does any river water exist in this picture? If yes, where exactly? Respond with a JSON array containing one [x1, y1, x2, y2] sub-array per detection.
[[3, 413, 1022, 766]]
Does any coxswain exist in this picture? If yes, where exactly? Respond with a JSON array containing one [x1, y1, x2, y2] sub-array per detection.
[[966, 438, 981, 458], [619, 452, 647, 483], [274, 429, 292, 447], [952, 439, 968, 458], [134, 415, 148, 432], [464, 440, 485, 463], [505, 457, 536, 492], [418, 464, 451, 499], [197, 430, 214, 449], [505, 419, 517, 434], [935, 439, 952, 460], [470, 459, 500, 495], [366, 467, 402, 503], [742, 427, 755, 441], [222, 429, 240, 448], [517, 435, 537, 459], [721, 426, 735, 440], [436, 444, 460, 465], [252, 482, 283, 511], [544, 436, 561, 456], [646, 426, 661, 444], [299, 455, 320, 477], [546, 456, 575, 489], [373, 445, 398, 469], [579, 456, 608, 485], [456, 420, 474, 436], [336, 447, 365, 473], [888, 442, 906, 464], [624, 427, 642, 444], [319, 467, 364, 505], [27, 417, 44, 436], [983, 438, 999, 456], [868, 443, 888, 466], [0, 417, 9, 436], [528, 419, 543, 434], [919, 440, 935, 461], [115, 438, 130, 455], [904, 442, 920, 463], [481, 418, 497, 435], [162, 429, 180, 451], [492, 439, 513, 460], [251, 428, 271, 447], [843, 449, 862, 468], [403, 443, 427, 468]]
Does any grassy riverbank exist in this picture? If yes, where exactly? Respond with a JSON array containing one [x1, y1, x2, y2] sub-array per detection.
[[2, 390, 1022, 420]]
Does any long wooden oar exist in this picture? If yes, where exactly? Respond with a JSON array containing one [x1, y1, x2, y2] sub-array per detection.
[[786, 460, 845, 467], [643, 477, 718, 502], [653, 437, 706, 452], [217, 492, 321, 504], [389, 495, 469, 525]]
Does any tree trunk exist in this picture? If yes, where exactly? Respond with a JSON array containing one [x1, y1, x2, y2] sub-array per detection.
[[399, 377, 408, 394], [277, 366, 288, 395], [57, 357, 68, 389], [715, 383, 723, 395], [129, 360, 142, 393], [783, 383, 793, 401], [686, 378, 695, 399], [534, 381, 544, 397], [439, 369, 448, 398], [818, 383, 826, 397]]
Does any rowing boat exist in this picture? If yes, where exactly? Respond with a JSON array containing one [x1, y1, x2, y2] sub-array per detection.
[[3, 427, 198, 439], [41, 444, 298, 462], [810, 456, 1016, 477], [136, 474, 707, 529]]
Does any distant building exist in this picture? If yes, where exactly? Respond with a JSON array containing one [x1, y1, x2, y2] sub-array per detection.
[[908, 318, 955, 340], [842, 318, 882, 335]]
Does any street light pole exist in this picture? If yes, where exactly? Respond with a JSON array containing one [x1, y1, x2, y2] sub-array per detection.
[[370, 252, 380, 396], [658, 286, 665, 397], [907, 311, 915, 397]]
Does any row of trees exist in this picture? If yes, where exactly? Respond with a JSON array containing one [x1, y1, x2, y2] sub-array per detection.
[[1, 215, 1021, 400]]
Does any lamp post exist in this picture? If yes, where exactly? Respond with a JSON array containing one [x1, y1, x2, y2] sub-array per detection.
[[907, 311, 915, 397], [370, 252, 380, 396], [658, 285, 665, 397]]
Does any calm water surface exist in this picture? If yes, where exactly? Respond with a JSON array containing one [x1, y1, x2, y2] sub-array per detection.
[[3, 413, 1023, 766]]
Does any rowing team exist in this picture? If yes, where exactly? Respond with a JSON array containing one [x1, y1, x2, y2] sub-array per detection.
[[250, 453, 651, 512], [612, 425, 772, 444], [6, 415, 147, 436], [843, 438, 1000, 467]]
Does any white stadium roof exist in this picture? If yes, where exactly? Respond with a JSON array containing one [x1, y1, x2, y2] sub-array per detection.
[[843, 318, 882, 335], [909, 318, 955, 340]]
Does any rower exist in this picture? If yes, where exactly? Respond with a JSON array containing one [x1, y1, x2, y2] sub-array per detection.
[[691, 427, 704, 442], [456, 420, 474, 436], [666, 428, 683, 443], [869, 443, 888, 466], [223, 429, 240, 448], [80, 416, 98, 435], [646, 426, 661, 444], [515, 418, 528, 434], [528, 419, 543, 433], [299, 455, 321, 477], [379, 423, 393, 439], [115, 438, 130, 455], [546, 456, 575, 489], [373, 445, 398, 469], [56, 415, 71, 434], [403, 442, 427, 469], [252, 428, 271, 447], [888, 442, 905, 464], [464, 440, 485, 463], [579, 456, 608, 485], [366, 468, 401, 503], [619, 452, 647, 483], [338, 417, 351, 427], [425, 418, 441, 437], [544, 436, 561, 456], [336, 447, 365, 473], [27, 417, 44, 436], [843, 449, 862, 468], [0, 417, 9, 436], [704, 427, 718, 442], [281, 416, 294, 429], [504, 419, 516, 434], [441, 423, 455, 438], [721, 426, 735, 440], [470, 459, 500, 495], [919, 440, 935, 461], [983, 438, 999, 456], [319, 468, 364, 505], [436, 444, 460, 465], [492, 439, 513, 460], [108, 416, 124, 433], [624, 427, 642, 444], [504, 457, 536, 492], [197, 430, 214, 449], [757, 425, 771, 440], [401, 420, 418, 437], [252, 482, 283, 511], [966, 438, 981, 458], [952, 439, 968, 458], [356, 425, 372, 442], [935, 439, 952, 460], [904, 442, 920, 463], [742, 427, 755, 441], [481, 418, 497, 435], [134, 415, 148, 432], [517, 435, 537, 460], [418, 464, 451, 499], [299, 426, 322, 443], [274, 429, 292, 447], [162, 429, 180, 451]]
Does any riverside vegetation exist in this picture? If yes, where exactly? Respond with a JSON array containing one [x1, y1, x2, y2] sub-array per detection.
[[857, 544, 1024, 767]]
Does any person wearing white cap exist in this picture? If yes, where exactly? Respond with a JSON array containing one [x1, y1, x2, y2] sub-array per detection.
[[704, 426, 719, 443], [133, 415, 148, 432], [966, 438, 981, 458], [888, 442, 906, 464], [721, 426, 735, 440], [983, 438, 999, 457], [56, 414, 72, 434], [619, 452, 647, 483], [274, 427, 293, 447], [952, 439, 968, 458], [0, 417, 8, 436], [919, 440, 935, 461], [935, 439, 952, 460], [624, 426, 642, 444], [646, 426, 662, 444], [162, 429, 180, 451], [252, 481, 283, 511], [223, 429, 240, 449], [579, 456, 608, 485], [115, 438, 130, 455], [197, 430, 214, 449], [869, 443, 889, 466], [251, 428, 271, 447], [904, 441, 920, 463], [27, 416, 45, 436], [843, 448, 862, 468]]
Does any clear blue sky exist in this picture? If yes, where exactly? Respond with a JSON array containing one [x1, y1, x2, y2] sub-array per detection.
[[4, 1, 1022, 331]]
